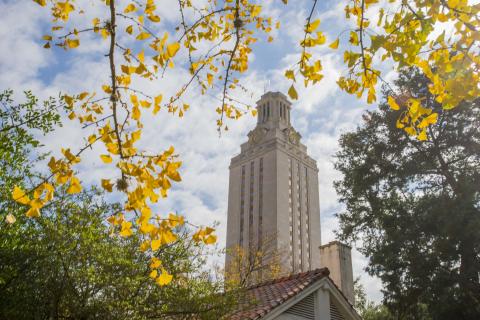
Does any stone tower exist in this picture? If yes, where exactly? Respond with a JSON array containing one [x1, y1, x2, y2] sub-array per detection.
[[225, 91, 321, 275], [320, 241, 355, 304]]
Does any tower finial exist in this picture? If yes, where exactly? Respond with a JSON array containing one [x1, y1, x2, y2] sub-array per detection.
[[263, 79, 270, 93]]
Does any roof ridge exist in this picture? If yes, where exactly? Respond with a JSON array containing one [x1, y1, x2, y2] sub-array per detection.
[[247, 267, 330, 290]]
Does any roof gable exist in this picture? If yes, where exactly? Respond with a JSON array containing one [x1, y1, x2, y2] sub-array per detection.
[[229, 268, 361, 320]]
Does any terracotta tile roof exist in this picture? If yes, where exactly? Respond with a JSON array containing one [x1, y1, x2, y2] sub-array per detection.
[[229, 268, 330, 320]]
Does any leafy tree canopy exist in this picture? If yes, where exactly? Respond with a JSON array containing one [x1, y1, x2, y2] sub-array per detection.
[[335, 68, 480, 319], [0, 90, 235, 319]]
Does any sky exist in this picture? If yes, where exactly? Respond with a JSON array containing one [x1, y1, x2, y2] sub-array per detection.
[[0, 0, 395, 302]]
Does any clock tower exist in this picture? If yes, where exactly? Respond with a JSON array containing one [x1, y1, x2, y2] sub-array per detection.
[[225, 91, 321, 277]]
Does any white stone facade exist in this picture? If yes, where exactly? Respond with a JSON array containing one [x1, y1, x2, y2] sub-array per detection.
[[226, 91, 322, 275]]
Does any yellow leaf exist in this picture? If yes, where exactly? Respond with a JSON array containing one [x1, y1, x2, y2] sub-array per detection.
[[167, 42, 180, 58], [42, 35, 52, 41], [156, 270, 173, 286], [137, 50, 145, 63], [288, 85, 298, 100], [100, 154, 112, 163], [148, 15, 161, 22], [123, 3, 136, 13], [5, 213, 16, 224], [285, 70, 295, 81], [102, 85, 112, 93], [251, 5, 262, 18], [140, 100, 151, 108], [151, 239, 161, 251], [25, 207, 41, 218], [149, 269, 158, 279], [66, 38, 80, 48], [136, 32, 151, 40], [387, 96, 400, 110], [417, 129, 428, 141], [132, 106, 141, 120], [140, 241, 150, 252], [204, 234, 217, 244], [100, 28, 109, 39], [120, 221, 133, 237], [101, 179, 113, 192], [329, 38, 339, 49], [150, 257, 161, 269], [34, 0, 46, 6], [67, 177, 82, 194], [306, 19, 320, 33], [88, 134, 97, 144], [126, 25, 133, 34], [418, 113, 438, 128], [12, 186, 30, 205], [207, 73, 214, 86]]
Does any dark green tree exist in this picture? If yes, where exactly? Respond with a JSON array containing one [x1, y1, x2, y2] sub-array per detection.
[[334, 69, 480, 320]]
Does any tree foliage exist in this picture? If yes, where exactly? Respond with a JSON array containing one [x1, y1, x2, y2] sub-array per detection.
[[19, 0, 480, 285], [335, 68, 480, 319], [0, 91, 236, 319], [287, 0, 479, 140]]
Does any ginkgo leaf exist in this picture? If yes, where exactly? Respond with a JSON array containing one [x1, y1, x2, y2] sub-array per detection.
[[204, 234, 217, 244], [149, 269, 158, 279], [102, 85, 112, 93], [6, 213, 16, 224], [150, 257, 162, 269], [151, 239, 161, 251], [100, 154, 112, 163], [148, 15, 160, 23], [207, 73, 214, 86], [167, 43, 180, 58], [67, 177, 82, 194], [12, 186, 30, 205], [154, 94, 163, 105], [136, 32, 151, 40], [306, 19, 320, 33], [126, 25, 133, 34], [66, 39, 80, 48], [288, 85, 298, 100], [387, 96, 400, 110], [123, 3, 136, 13], [26, 208, 41, 218], [329, 38, 339, 49], [101, 179, 113, 192], [417, 129, 428, 141], [120, 221, 133, 237], [156, 270, 173, 286], [33, 0, 46, 6], [285, 70, 295, 81]]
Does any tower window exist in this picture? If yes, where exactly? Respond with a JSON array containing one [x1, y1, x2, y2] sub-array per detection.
[[258, 158, 263, 250], [240, 165, 246, 246], [248, 161, 255, 257]]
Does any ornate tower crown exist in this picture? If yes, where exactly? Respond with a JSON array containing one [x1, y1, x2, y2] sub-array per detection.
[[256, 91, 292, 129]]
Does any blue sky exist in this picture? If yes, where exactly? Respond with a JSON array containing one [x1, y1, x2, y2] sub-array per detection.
[[0, 0, 394, 301]]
